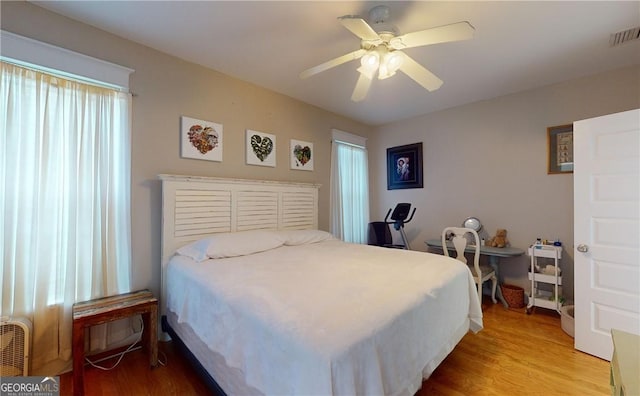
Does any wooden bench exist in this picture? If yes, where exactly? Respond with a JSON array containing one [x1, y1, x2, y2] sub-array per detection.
[[72, 290, 158, 396]]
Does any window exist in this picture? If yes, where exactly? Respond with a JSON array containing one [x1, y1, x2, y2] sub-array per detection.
[[330, 130, 369, 244], [1, 31, 133, 373]]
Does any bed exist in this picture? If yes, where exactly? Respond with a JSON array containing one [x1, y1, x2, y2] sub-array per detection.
[[159, 174, 483, 396]]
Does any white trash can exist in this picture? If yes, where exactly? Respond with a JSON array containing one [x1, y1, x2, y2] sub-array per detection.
[[560, 305, 574, 338]]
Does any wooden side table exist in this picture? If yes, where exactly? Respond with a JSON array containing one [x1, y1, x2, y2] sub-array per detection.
[[72, 290, 158, 396]]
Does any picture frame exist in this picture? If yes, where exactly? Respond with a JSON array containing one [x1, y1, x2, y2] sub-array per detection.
[[290, 139, 314, 171], [180, 116, 223, 162], [387, 142, 423, 190], [547, 124, 573, 174], [246, 129, 276, 167]]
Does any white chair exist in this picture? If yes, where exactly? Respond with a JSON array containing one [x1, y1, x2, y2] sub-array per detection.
[[441, 226, 497, 305]]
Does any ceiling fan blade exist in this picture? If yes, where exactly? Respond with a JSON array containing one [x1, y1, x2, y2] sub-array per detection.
[[390, 21, 475, 50], [300, 49, 367, 79], [338, 15, 381, 42], [398, 53, 443, 92], [351, 72, 372, 102]]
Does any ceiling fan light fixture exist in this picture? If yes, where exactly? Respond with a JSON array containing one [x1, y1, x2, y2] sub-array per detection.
[[386, 51, 404, 71], [377, 62, 394, 80], [360, 51, 380, 70], [378, 51, 403, 80], [377, 66, 395, 80]]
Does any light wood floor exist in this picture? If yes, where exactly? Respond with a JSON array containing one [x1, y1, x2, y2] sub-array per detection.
[[59, 300, 610, 395], [418, 302, 610, 395]]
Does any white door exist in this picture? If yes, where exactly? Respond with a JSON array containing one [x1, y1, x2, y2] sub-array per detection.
[[574, 109, 640, 361]]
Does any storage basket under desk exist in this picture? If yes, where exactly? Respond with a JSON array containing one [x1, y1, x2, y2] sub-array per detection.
[[526, 245, 562, 314]]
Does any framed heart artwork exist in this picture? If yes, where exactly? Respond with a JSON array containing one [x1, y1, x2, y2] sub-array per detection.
[[290, 139, 314, 171], [246, 129, 276, 167], [180, 116, 223, 162]]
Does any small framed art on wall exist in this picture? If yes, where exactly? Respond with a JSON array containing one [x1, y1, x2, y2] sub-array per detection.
[[290, 139, 313, 171], [180, 116, 223, 162], [246, 129, 276, 167], [387, 142, 423, 190], [547, 124, 573, 174]]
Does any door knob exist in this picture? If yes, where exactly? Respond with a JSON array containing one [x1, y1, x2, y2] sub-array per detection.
[[577, 244, 589, 253]]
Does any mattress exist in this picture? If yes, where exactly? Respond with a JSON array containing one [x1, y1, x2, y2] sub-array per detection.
[[167, 238, 483, 395]]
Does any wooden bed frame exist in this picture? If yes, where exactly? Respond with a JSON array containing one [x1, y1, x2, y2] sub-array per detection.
[[158, 174, 321, 319]]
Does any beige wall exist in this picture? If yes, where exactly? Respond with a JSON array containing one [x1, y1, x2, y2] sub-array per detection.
[[4, 2, 639, 304], [369, 65, 640, 299], [1, 2, 373, 299]]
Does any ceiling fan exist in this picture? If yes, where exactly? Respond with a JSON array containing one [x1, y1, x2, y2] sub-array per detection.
[[300, 5, 475, 102]]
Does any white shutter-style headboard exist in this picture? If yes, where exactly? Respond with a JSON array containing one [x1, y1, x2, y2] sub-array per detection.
[[158, 174, 321, 316]]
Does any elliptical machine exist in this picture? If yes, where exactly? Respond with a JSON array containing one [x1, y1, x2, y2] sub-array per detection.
[[367, 203, 416, 250]]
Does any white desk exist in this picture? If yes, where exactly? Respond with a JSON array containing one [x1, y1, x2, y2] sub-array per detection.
[[425, 239, 525, 308]]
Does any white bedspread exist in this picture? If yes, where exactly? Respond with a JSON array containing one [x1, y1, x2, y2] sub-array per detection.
[[167, 239, 483, 395]]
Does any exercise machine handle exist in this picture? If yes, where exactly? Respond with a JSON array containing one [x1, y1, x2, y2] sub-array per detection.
[[384, 208, 393, 223], [405, 208, 416, 224]]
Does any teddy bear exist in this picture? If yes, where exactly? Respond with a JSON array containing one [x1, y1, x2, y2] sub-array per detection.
[[487, 228, 509, 248]]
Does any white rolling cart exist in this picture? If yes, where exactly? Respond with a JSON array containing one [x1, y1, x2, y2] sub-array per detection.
[[526, 244, 562, 314]]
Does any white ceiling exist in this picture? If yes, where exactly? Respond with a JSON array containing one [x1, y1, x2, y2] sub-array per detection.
[[32, 1, 640, 126]]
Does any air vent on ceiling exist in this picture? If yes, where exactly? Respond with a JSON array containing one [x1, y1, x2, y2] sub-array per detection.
[[610, 27, 640, 47]]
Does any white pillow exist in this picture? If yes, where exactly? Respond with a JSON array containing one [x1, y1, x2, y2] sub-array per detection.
[[176, 237, 213, 262], [280, 229, 335, 246], [176, 230, 286, 261]]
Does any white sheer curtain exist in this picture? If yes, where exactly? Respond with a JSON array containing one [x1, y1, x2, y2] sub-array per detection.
[[0, 61, 132, 374], [330, 131, 370, 244]]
